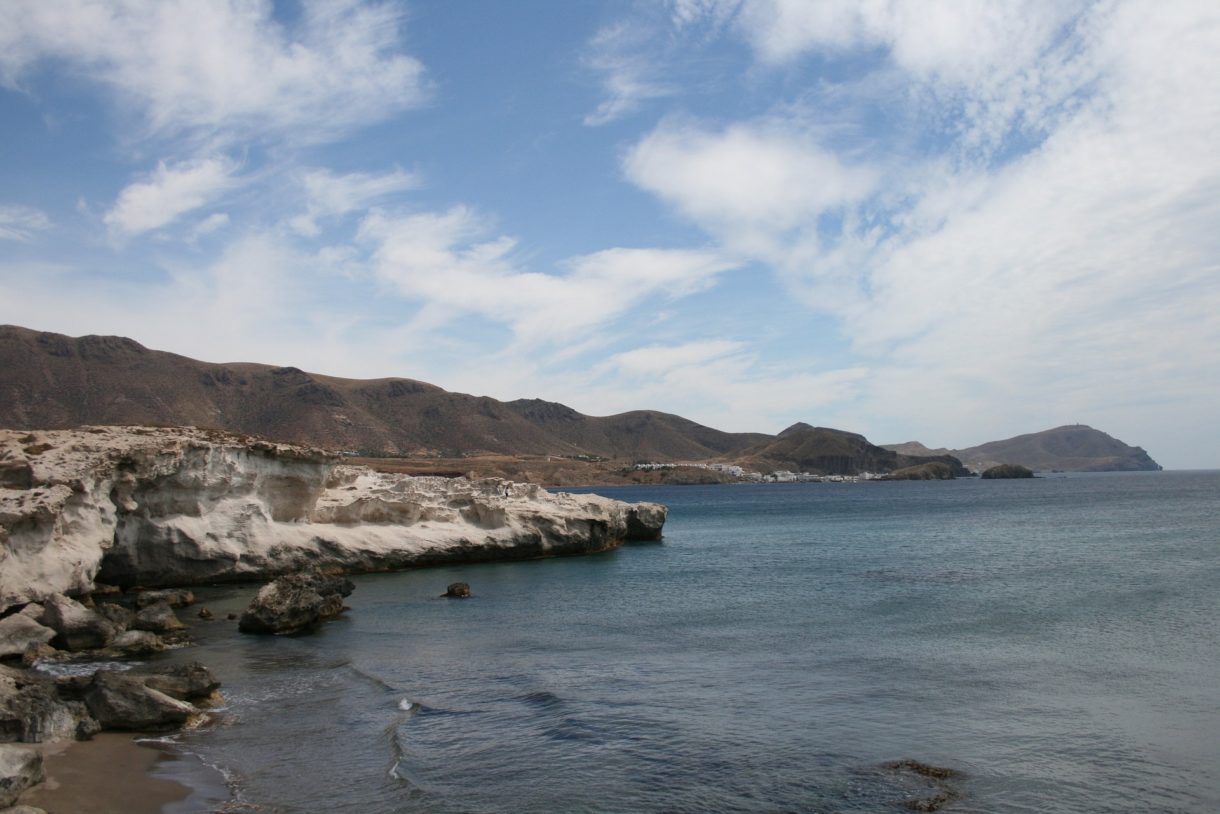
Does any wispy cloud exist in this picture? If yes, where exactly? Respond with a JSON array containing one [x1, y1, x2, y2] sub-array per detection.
[[104, 157, 237, 238], [359, 206, 737, 348], [0, 205, 50, 241], [289, 168, 420, 237], [582, 21, 674, 126], [0, 0, 428, 147], [624, 0, 1220, 454]]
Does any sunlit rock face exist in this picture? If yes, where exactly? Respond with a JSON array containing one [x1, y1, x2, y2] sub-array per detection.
[[0, 426, 667, 611]]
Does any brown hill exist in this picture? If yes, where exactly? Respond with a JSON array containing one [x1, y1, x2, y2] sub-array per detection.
[[0, 325, 763, 461], [734, 423, 969, 476]]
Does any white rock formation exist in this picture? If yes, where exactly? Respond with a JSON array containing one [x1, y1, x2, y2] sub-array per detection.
[[0, 427, 666, 611]]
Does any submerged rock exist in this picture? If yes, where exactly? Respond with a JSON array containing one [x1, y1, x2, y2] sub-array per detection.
[[238, 570, 355, 635], [0, 744, 43, 807], [881, 759, 961, 812], [134, 589, 194, 609]]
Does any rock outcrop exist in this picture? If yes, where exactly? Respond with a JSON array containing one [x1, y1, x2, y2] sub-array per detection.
[[0, 426, 667, 612], [880, 462, 956, 481], [980, 464, 1035, 479], [238, 570, 354, 635]]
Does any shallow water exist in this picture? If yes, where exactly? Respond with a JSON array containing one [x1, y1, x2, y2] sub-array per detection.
[[162, 471, 1219, 812]]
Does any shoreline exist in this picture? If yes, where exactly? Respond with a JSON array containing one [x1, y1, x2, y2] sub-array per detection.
[[18, 732, 230, 813]]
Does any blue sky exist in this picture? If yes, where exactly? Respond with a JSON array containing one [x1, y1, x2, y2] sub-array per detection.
[[2, 1, 1218, 468]]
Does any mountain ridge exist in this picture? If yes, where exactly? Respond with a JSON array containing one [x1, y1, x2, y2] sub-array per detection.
[[0, 325, 1159, 474]]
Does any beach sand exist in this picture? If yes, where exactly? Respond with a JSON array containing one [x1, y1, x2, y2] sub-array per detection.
[[19, 733, 197, 814]]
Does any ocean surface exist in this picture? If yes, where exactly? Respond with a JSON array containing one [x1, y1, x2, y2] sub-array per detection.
[[149, 471, 1219, 813]]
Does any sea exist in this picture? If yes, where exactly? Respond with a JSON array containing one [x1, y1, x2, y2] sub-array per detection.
[[141, 471, 1218, 813]]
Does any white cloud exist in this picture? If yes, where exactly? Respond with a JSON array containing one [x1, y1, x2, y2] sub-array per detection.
[[591, 338, 870, 431], [726, 0, 1093, 156], [608, 339, 743, 376], [289, 168, 420, 237], [358, 206, 737, 347], [188, 213, 231, 242], [0, 0, 427, 146], [0, 205, 50, 241], [583, 22, 674, 126], [625, 0, 1220, 465], [104, 157, 237, 237], [625, 118, 876, 236]]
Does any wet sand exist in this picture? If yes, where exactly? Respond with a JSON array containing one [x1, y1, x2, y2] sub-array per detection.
[[20, 733, 192, 814]]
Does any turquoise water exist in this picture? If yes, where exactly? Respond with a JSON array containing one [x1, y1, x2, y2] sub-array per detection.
[[161, 472, 1219, 812]]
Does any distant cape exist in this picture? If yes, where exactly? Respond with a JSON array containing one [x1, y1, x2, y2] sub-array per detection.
[[883, 426, 1162, 472]]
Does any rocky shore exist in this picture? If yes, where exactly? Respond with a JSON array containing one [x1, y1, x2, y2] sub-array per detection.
[[0, 425, 667, 809], [1, 425, 666, 610]]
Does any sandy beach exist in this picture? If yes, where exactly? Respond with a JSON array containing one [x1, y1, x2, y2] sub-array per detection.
[[19, 733, 195, 814]]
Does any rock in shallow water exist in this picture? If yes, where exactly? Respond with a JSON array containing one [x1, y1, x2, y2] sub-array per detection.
[[238, 570, 355, 635], [134, 589, 194, 609], [444, 582, 471, 598], [82, 671, 195, 732], [130, 602, 186, 634]]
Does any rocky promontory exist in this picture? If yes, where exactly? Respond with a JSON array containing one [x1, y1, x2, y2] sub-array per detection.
[[0, 426, 666, 612]]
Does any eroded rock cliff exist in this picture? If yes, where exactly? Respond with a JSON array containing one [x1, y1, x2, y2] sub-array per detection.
[[0, 426, 666, 611]]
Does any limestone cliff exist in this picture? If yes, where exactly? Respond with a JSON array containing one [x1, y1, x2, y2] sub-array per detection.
[[0, 426, 666, 611]]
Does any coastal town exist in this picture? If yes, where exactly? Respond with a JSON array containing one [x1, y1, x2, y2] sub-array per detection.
[[631, 462, 884, 483]]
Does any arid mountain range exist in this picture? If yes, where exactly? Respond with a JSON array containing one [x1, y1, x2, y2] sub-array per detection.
[[0, 325, 1160, 479]]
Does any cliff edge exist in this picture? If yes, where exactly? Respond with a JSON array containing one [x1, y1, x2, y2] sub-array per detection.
[[0, 426, 666, 611]]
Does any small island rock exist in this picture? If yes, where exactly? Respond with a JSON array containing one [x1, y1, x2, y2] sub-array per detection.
[[980, 464, 1035, 479], [444, 582, 471, 598], [238, 570, 354, 635]]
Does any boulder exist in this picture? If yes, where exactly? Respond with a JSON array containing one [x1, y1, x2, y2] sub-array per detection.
[[197, 608, 214, 620], [141, 663, 220, 702], [93, 603, 134, 631], [82, 671, 195, 731], [37, 596, 116, 651], [0, 673, 94, 744], [0, 618, 55, 660], [238, 570, 354, 635], [13, 607, 42, 622], [1, 805, 49, 814], [0, 745, 43, 808], [104, 631, 164, 657], [134, 589, 195, 609], [130, 602, 186, 634], [444, 582, 471, 598]]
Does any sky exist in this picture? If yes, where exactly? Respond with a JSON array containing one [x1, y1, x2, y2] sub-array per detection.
[[1, 1, 1218, 468]]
